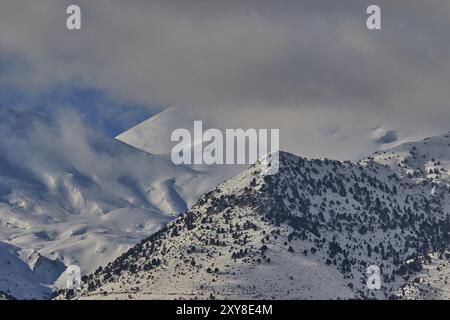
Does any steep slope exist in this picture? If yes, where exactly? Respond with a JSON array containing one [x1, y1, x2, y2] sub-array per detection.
[[0, 106, 227, 298], [116, 106, 248, 208], [0, 241, 65, 299], [62, 149, 450, 300], [360, 133, 450, 299], [116, 106, 191, 156]]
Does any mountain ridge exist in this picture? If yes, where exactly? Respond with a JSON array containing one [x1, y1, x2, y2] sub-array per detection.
[[0, 105, 234, 299], [59, 139, 450, 299]]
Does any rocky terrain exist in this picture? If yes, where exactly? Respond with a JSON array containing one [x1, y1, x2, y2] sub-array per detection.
[[57, 133, 450, 299]]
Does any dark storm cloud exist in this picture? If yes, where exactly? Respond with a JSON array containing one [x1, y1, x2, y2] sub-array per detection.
[[1, 0, 450, 116]]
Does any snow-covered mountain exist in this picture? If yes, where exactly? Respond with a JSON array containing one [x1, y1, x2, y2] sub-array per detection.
[[61, 133, 450, 300], [5, 103, 450, 300], [0, 241, 65, 299], [116, 106, 250, 187], [362, 132, 450, 186], [116, 106, 192, 156], [0, 106, 236, 299]]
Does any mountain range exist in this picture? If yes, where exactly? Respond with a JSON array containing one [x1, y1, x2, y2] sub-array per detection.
[[57, 132, 450, 300], [2, 104, 450, 300], [0, 106, 237, 299]]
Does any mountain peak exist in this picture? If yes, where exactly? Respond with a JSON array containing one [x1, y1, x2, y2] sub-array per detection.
[[60, 141, 450, 300], [0, 105, 228, 299]]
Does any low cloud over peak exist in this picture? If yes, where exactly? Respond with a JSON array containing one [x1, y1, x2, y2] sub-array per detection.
[[1, 1, 450, 158]]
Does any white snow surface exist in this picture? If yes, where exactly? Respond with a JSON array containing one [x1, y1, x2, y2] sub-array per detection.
[[5, 103, 450, 300], [64, 141, 450, 300], [0, 106, 235, 299]]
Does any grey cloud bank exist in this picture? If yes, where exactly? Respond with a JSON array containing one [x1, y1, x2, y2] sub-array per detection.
[[1, 1, 450, 159]]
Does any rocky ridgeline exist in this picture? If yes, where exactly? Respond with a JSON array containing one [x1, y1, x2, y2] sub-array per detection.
[[56, 147, 450, 299]]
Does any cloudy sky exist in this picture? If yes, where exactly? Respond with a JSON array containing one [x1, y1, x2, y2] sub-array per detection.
[[1, 1, 450, 160]]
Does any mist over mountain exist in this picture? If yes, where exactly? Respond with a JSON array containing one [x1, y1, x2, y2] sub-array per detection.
[[2, 0, 450, 303], [3, 104, 450, 300], [0, 106, 234, 299]]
